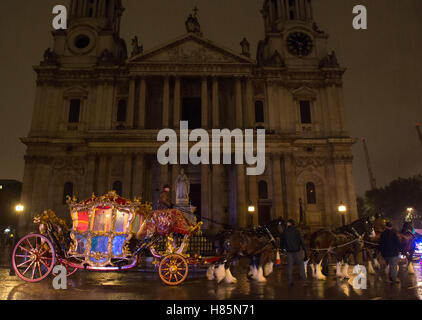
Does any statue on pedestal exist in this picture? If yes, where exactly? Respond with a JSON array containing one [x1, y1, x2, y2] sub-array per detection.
[[176, 168, 190, 206]]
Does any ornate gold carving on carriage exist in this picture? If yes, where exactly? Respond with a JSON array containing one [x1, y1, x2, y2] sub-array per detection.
[[67, 191, 151, 269]]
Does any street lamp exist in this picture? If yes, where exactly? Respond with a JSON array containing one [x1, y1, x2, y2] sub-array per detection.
[[338, 203, 347, 227], [248, 203, 256, 228], [10, 204, 24, 276]]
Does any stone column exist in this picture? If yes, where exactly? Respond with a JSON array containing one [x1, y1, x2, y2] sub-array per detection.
[[272, 154, 284, 218], [334, 160, 348, 226], [173, 77, 181, 129], [132, 154, 145, 198], [235, 78, 243, 128], [345, 162, 359, 221], [84, 154, 96, 198], [212, 164, 224, 227], [201, 164, 210, 229], [245, 77, 254, 127], [283, 153, 297, 221], [171, 164, 180, 204], [138, 77, 146, 129], [127, 78, 136, 128], [162, 76, 170, 128], [97, 155, 108, 195], [160, 164, 169, 189], [123, 154, 132, 198], [19, 158, 35, 230], [212, 77, 219, 128], [236, 164, 247, 228], [201, 77, 208, 129]]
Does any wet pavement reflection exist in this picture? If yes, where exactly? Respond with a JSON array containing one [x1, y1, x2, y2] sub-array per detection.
[[1, 259, 421, 300]]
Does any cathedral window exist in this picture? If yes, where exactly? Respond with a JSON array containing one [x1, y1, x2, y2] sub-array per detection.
[[272, 0, 279, 19], [288, 0, 296, 19], [63, 182, 74, 204], [258, 181, 268, 199], [117, 99, 127, 122], [112, 181, 123, 196], [69, 99, 81, 123], [255, 101, 265, 123], [300, 100, 312, 124], [306, 182, 316, 204], [87, 0, 95, 17]]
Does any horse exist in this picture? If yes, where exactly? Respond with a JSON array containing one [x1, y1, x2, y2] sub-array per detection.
[[206, 217, 285, 284], [397, 221, 416, 274], [364, 219, 416, 275], [307, 216, 373, 281]]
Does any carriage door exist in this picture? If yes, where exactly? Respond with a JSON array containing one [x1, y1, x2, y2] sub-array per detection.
[[258, 205, 272, 225], [189, 184, 201, 221]]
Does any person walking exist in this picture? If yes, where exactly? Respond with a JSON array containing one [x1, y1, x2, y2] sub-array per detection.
[[281, 219, 308, 286], [379, 221, 401, 284]]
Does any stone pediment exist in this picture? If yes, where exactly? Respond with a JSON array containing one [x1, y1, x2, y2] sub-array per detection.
[[128, 33, 254, 65]]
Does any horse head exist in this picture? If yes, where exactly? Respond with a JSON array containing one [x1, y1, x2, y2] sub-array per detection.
[[349, 216, 374, 238], [262, 217, 286, 240]]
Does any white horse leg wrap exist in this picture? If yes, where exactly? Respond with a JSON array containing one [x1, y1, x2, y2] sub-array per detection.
[[206, 265, 215, 280], [224, 268, 238, 284], [215, 264, 226, 283]]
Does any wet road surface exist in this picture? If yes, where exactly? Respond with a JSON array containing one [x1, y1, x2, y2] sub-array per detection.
[[1, 259, 422, 300]]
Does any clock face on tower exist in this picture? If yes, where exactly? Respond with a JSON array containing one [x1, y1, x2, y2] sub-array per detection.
[[286, 32, 313, 58]]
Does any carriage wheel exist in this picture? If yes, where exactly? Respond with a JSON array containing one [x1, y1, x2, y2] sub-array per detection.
[[52, 260, 78, 277], [12, 234, 56, 283], [158, 254, 188, 286]]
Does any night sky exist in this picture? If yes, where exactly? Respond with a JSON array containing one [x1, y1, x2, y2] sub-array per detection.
[[0, 0, 421, 196]]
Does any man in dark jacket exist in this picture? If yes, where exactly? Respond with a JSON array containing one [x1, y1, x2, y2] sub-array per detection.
[[281, 219, 308, 286], [379, 221, 401, 283]]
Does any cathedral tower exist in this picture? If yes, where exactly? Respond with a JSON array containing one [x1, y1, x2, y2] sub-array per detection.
[[258, 0, 329, 69], [51, 0, 127, 66]]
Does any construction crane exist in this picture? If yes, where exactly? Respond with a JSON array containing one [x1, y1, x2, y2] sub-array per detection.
[[362, 137, 377, 190], [416, 122, 422, 147]]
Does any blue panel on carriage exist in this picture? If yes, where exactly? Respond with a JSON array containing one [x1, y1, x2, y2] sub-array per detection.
[[115, 211, 130, 233], [75, 234, 88, 254], [90, 236, 109, 263], [112, 235, 128, 256]]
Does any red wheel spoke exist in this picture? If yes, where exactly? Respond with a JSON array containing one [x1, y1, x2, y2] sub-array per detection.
[[26, 239, 34, 250], [17, 259, 31, 268], [31, 264, 36, 280], [22, 261, 35, 275], [37, 262, 42, 277], [18, 246, 31, 254], [39, 259, 50, 269]]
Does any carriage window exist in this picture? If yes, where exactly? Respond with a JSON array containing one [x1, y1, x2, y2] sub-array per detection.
[[258, 181, 268, 199], [92, 207, 112, 232], [300, 100, 312, 124], [117, 100, 127, 122], [74, 210, 89, 232], [255, 101, 265, 123], [69, 99, 81, 123], [63, 182, 73, 204], [112, 181, 123, 196], [115, 210, 130, 233], [306, 182, 316, 204]]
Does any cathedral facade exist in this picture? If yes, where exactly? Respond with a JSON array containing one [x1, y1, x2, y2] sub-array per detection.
[[20, 0, 358, 232]]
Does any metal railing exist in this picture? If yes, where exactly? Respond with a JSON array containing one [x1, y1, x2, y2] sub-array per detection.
[[152, 234, 215, 257]]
